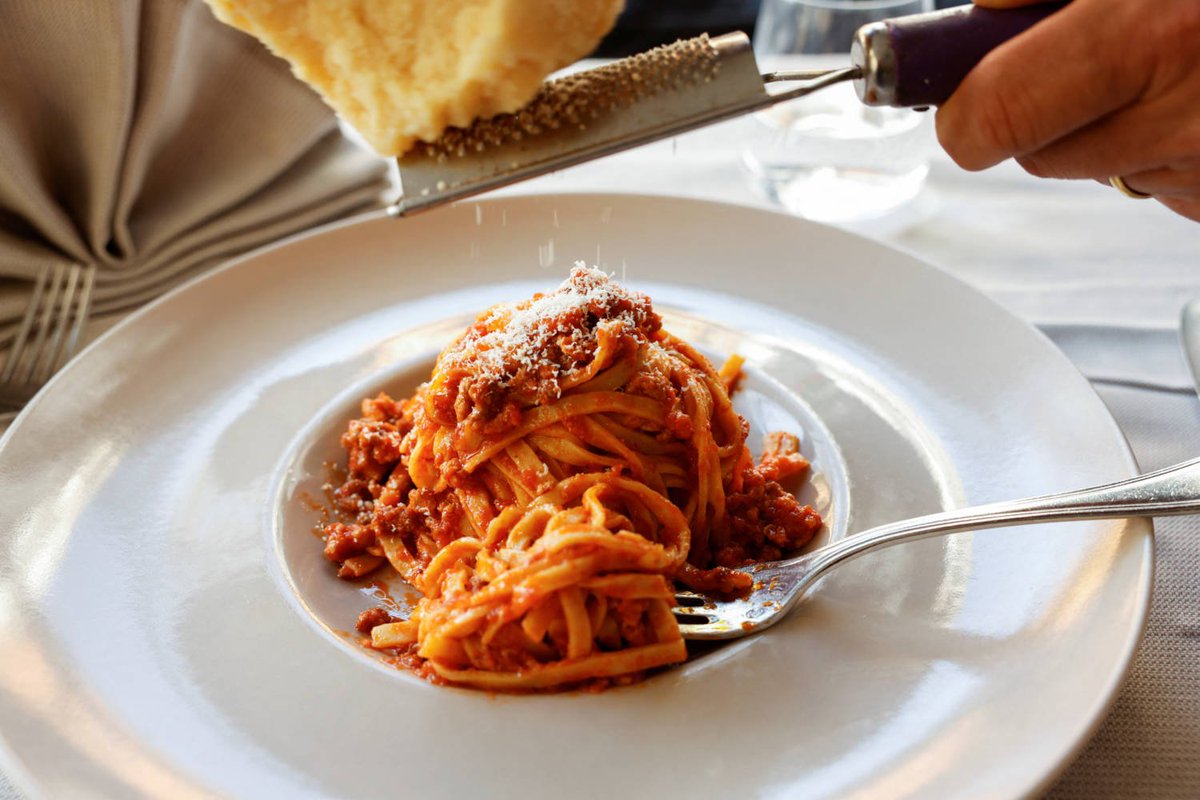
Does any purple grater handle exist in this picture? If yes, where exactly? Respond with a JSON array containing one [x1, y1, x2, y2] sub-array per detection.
[[853, 2, 1069, 108]]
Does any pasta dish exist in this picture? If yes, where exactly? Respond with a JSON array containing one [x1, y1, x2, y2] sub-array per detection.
[[320, 265, 821, 690]]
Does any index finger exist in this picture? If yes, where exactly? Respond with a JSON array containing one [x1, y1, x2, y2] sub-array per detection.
[[936, 0, 1150, 170]]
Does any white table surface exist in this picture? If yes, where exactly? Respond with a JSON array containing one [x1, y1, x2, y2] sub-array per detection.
[[3, 108, 1199, 798]]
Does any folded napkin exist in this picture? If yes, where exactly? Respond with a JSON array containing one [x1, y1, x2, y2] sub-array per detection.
[[0, 0, 390, 338]]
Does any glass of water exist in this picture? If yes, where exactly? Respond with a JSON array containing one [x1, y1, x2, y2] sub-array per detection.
[[743, 0, 936, 225]]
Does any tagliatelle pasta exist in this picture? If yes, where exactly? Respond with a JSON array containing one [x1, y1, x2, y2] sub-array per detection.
[[321, 265, 821, 690]]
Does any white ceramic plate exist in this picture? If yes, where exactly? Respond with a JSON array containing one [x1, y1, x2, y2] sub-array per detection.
[[0, 194, 1150, 800]]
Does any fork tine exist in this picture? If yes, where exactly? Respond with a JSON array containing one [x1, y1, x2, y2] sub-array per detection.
[[672, 614, 715, 633], [32, 264, 81, 384], [16, 263, 67, 385], [675, 619, 743, 640], [0, 267, 52, 383], [60, 265, 96, 370], [673, 590, 707, 606]]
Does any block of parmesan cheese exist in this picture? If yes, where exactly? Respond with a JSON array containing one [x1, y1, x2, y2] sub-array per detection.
[[204, 0, 625, 156]]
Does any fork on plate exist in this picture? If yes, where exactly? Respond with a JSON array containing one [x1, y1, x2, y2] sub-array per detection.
[[676, 455, 1200, 640], [0, 263, 96, 421]]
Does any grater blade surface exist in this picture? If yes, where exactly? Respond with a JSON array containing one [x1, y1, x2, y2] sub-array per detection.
[[390, 32, 769, 217]]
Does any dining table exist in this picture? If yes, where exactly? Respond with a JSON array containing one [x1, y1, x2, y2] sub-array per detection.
[[2, 77, 1199, 799]]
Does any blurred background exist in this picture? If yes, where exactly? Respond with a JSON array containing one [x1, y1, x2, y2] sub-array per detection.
[[597, 0, 966, 56]]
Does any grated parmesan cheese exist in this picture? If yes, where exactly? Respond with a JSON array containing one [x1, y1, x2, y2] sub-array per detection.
[[442, 262, 658, 396]]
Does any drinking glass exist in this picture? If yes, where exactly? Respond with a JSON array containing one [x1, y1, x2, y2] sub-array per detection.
[[743, 0, 937, 225]]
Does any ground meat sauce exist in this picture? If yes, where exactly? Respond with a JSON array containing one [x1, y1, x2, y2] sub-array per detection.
[[323, 522, 373, 562], [355, 606, 394, 634], [715, 470, 822, 567]]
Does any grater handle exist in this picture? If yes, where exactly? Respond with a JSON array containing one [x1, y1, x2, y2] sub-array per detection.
[[853, 1, 1069, 108]]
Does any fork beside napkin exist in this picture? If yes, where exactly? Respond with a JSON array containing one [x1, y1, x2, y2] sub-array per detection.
[[0, 0, 390, 345]]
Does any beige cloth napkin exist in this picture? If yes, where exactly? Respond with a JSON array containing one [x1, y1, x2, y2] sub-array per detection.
[[0, 0, 390, 335]]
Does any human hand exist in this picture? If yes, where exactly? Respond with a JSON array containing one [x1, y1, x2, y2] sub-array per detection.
[[935, 0, 1200, 222]]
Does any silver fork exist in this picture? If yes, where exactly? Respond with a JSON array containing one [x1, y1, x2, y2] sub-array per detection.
[[0, 263, 96, 420], [676, 455, 1200, 640]]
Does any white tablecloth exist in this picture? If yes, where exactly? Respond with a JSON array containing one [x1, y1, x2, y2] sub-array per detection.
[[3, 111, 1199, 798]]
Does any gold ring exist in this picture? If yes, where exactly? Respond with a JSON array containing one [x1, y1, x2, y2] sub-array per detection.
[[1109, 175, 1152, 199]]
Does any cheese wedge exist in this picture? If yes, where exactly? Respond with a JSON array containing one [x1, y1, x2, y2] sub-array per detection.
[[204, 0, 625, 156]]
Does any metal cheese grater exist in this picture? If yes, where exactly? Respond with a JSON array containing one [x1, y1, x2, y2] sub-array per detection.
[[389, 2, 1066, 217]]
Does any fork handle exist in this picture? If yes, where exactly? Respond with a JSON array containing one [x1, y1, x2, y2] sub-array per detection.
[[803, 455, 1200, 579]]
